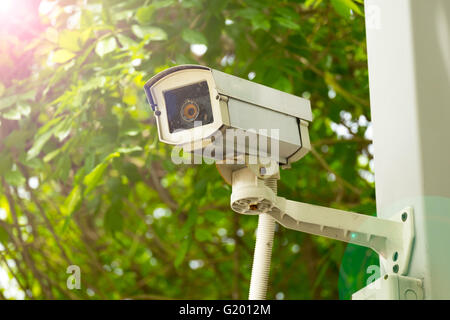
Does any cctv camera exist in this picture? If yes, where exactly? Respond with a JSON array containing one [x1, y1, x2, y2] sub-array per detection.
[[144, 65, 312, 167]]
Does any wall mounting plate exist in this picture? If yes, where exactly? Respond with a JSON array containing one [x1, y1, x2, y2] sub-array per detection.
[[380, 206, 415, 276], [352, 274, 423, 300]]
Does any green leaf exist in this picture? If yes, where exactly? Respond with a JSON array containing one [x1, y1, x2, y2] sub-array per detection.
[[193, 178, 208, 197], [18, 104, 31, 117], [331, 0, 363, 18], [52, 49, 76, 64], [0, 95, 17, 111], [56, 154, 71, 181], [204, 209, 226, 223], [272, 77, 293, 93], [180, 0, 202, 8], [305, 0, 323, 8], [2, 107, 21, 120], [122, 86, 137, 106], [2, 104, 30, 120], [175, 237, 192, 268], [178, 207, 198, 241], [274, 7, 301, 30], [27, 118, 72, 160], [65, 185, 82, 216], [83, 162, 108, 194], [4, 170, 25, 186], [22, 157, 44, 170], [54, 118, 72, 142], [0, 154, 12, 173], [83, 153, 96, 174], [83, 152, 120, 195], [181, 29, 208, 45], [104, 205, 124, 233], [195, 228, 213, 242], [117, 34, 138, 49], [344, 0, 363, 15], [104, 152, 121, 162], [43, 149, 61, 163], [275, 17, 300, 30], [0, 226, 9, 244], [62, 185, 82, 231], [304, 0, 316, 7], [136, 6, 155, 25], [27, 129, 54, 160], [0, 90, 34, 111], [116, 146, 142, 154], [152, 0, 176, 9], [234, 8, 260, 19], [251, 15, 271, 31], [145, 26, 168, 41], [59, 30, 82, 52], [80, 8, 94, 28], [132, 25, 167, 41], [95, 36, 118, 57], [235, 8, 270, 31]]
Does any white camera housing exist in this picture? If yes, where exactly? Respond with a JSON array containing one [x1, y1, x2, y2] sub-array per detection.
[[144, 65, 312, 166]]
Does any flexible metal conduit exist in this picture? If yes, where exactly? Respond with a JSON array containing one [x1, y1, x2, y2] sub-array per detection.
[[248, 178, 277, 300]]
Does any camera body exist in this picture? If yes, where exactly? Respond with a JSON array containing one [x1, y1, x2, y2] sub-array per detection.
[[144, 65, 312, 166]]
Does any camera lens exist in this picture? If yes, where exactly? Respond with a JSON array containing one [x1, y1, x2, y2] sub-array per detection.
[[180, 100, 199, 122], [164, 81, 214, 133]]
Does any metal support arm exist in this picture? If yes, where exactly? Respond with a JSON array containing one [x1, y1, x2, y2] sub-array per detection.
[[230, 167, 415, 276]]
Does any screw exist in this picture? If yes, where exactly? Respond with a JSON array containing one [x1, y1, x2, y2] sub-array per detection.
[[393, 264, 399, 273], [402, 212, 408, 222], [155, 110, 161, 116], [393, 251, 399, 261]]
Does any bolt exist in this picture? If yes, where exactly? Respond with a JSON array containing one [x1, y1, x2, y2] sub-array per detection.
[[402, 212, 408, 222], [393, 251, 399, 262], [393, 264, 399, 273]]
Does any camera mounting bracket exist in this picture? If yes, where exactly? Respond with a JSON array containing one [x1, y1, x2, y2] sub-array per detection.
[[228, 165, 415, 277]]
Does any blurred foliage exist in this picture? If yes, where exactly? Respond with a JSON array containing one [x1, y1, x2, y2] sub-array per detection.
[[0, 0, 378, 300]]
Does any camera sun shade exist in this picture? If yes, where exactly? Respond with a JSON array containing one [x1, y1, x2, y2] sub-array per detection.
[[143, 64, 313, 167]]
